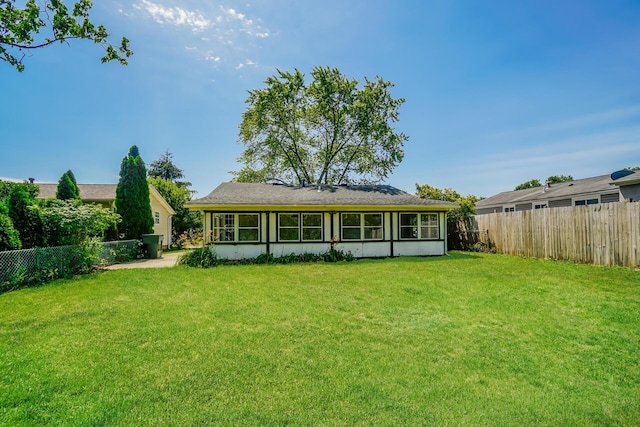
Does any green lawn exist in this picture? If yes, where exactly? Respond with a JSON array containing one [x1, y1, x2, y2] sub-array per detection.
[[1, 252, 639, 426]]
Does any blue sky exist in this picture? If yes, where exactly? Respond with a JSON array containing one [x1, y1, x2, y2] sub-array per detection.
[[2, 0, 639, 198]]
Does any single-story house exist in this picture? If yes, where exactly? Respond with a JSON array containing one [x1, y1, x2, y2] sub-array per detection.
[[475, 171, 640, 215], [186, 182, 456, 260], [610, 169, 640, 202], [36, 183, 175, 247]]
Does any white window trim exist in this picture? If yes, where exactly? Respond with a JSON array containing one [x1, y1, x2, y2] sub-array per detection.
[[572, 196, 600, 206], [503, 205, 516, 212], [277, 213, 323, 242], [213, 213, 260, 243], [533, 203, 547, 209], [399, 213, 440, 240], [341, 213, 383, 241], [154, 211, 160, 224]]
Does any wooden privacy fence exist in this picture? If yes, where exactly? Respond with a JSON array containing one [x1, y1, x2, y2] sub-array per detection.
[[466, 202, 640, 268]]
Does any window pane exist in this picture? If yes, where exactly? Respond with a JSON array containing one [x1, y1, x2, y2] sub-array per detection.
[[421, 214, 437, 226], [364, 227, 382, 240], [279, 228, 299, 241], [342, 213, 360, 226], [279, 214, 299, 227], [400, 214, 417, 226], [575, 200, 586, 206], [420, 227, 438, 239], [220, 229, 235, 241], [364, 214, 382, 226], [587, 199, 599, 205], [302, 214, 322, 227], [302, 228, 322, 241], [401, 227, 417, 239], [239, 214, 258, 227], [239, 229, 259, 241], [342, 228, 361, 240]]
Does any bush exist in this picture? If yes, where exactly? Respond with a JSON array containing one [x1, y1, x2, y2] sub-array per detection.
[[0, 239, 104, 293], [0, 213, 21, 251], [178, 247, 355, 268], [177, 247, 218, 268]]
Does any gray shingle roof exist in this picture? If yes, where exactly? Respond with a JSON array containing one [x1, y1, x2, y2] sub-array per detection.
[[476, 174, 618, 208], [36, 184, 116, 201], [188, 182, 456, 209]]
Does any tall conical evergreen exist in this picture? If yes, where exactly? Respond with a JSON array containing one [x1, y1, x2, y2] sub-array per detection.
[[115, 146, 154, 239], [56, 169, 80, 200]]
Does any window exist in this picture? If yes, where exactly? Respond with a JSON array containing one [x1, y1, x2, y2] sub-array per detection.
[[400, 213, 439, 240], [534, 203, 547, 209], [154, 211, 160, 224], [212, 213, 260, 242], [278, 213, 323, 242], [279, 214, 299, 241], [302, 213, 322, 241], [504, 206, 515, 212], [575, 198, 599, 206], [341, 213, 383, 241]]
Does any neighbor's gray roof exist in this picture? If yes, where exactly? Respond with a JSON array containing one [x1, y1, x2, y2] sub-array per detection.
[[188, 182, 456, 208], [610, 170, 640, 186], [36, 183, 116, 201], [476, 174, 618, 208]]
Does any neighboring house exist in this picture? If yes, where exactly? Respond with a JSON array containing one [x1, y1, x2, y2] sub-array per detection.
[[476, 171, 640, 215], [610, 169, 640, 202], [36, 183, 175, 247], [186, 182, 456, 260]]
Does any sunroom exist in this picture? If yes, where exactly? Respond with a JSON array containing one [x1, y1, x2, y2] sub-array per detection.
[[186, 182, 456, 260]]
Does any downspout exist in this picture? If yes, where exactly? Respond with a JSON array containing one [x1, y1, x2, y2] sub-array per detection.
[[265, 211, 270, 256], [443, 212, 448, 255], [390, 212, 394, 257]]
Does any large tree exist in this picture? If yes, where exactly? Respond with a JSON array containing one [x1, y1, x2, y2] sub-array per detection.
[[1, 0, 132, 72], [115, 145, 153, 239], [56, 169, 80, 200], [234, 66, 408, 185]]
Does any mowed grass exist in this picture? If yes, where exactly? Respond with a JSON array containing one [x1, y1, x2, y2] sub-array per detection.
[[1, 252, 639, 426]]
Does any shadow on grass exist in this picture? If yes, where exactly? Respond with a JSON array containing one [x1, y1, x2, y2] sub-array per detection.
[[356, 251, 484, 264]]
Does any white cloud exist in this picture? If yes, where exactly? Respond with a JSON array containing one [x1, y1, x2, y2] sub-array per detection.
[[128, 1, 272, 66], [236, 59, 257, 69], [134, 0, 211, 32]]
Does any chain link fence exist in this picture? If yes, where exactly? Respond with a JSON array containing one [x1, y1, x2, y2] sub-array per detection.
[[0, 240, 139, 291]]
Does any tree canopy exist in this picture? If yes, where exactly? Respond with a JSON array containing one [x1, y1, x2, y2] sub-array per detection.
[[415, 183, 479, 222], [514, 179, 542, 191], [56, 169, 80, 200], [234, 66, 408, 185], [546, 175, 573, 184], [1, 0, 132, 72], [115, 145, 153, 239], [515, 174, 574, 190], [148, 150, 190, 187]]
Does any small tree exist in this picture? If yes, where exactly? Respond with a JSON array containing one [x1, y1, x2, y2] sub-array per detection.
[[41, 199, 121, 246], [56, 169, 80, 200], [7, 184, 45, 248], [416, 183, 481, 251], [115, 146, 154, 239]]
